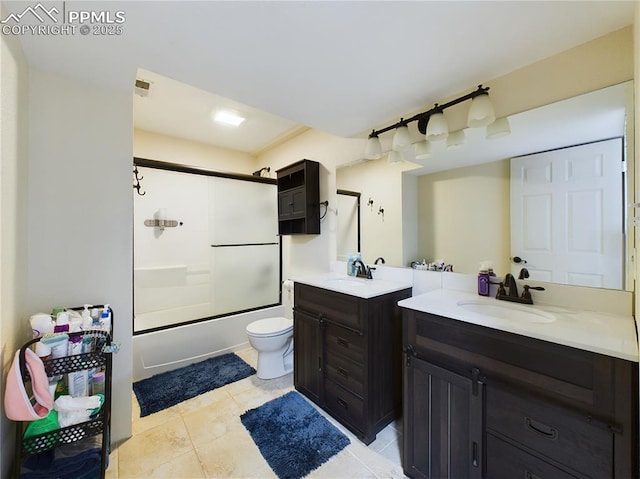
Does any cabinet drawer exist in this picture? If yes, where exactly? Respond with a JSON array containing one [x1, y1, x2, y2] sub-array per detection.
[[324, 323, 365, 364], [324, 379, 365, 431], [325, 353, 364, 397], [295, 284, 361, 330], [486, 433, 580, 479], [486, 387, 613, 478]]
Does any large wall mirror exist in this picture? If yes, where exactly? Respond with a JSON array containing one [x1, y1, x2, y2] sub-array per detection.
[[337, 81, 634, 291]]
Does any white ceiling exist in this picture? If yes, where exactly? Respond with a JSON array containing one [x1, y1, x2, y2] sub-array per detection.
[[10, 1, 635, 154], [133, 68, 304, 154]]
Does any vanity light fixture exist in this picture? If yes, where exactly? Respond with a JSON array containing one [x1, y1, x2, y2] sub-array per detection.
[[388, 150, 404, 164], [486, 117, 511, 139], [467, 92, 496, 127], [446, 129, 467, 150], [414, 140, 432, 160], [214, 110, 246, 126], [425, 109, 448, 142], [365, 85, 505, 159], [365, 133, 383, 159], [391, 121, 411, 151]]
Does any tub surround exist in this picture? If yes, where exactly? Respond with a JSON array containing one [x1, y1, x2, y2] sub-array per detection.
[[399, 289, 638, 362]]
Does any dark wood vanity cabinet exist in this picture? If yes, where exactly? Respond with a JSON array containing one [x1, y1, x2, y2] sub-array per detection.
[[404, 355, 484, 479], [276, 159, 320, 235], [293, 282, 412, 444], [402, 309, 638, 479]]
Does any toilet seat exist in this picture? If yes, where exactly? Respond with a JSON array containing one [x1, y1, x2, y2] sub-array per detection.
[[246, 317, 293, 338]]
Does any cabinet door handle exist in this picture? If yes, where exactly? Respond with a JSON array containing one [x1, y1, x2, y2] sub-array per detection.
[[338, 367, 349, 378], [472, 441, 479, 467], [337, 337, 349, 348], [525, 417, 558, 440], [336, 397, 348, 409], [525, 471, 542, 479]]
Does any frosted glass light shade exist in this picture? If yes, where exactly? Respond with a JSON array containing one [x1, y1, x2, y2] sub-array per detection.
[[486, 117, 511, 139], [425, 112, 448, 142], [414, 140, 432, 159], [446, 130, 466, 150], [392, 125, 411, 151], [365, 136, 382, 159], [388, 150, 404, 164], [467, 93, 496, 127]]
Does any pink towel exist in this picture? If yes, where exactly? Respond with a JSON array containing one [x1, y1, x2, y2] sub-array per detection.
[[4, 348, 53, 421]]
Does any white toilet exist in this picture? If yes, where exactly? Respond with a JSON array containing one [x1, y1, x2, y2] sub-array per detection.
[[246, 317, 294, 379]]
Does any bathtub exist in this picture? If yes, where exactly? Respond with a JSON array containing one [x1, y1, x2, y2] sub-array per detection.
[[132, 304, 285, 381]]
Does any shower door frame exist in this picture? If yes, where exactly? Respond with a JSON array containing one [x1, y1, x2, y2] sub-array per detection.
[[133, 157, 282, 335]]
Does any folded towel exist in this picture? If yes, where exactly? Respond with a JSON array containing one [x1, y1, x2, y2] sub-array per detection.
[[4, 349, 53, 421], [21, 436, 102, 479], [54, 395, 101, 411], [54, 395, 102, 427]]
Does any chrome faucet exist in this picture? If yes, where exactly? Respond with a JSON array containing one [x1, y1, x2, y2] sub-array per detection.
[[353, 259, 374, 279]]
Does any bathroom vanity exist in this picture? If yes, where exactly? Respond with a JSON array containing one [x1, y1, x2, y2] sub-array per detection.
[[293, 277, 412, 444], [399, 290, 639, 479]]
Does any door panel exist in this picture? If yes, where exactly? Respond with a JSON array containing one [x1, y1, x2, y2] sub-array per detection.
[[403, 356, 483, 479], [511, 138, 623, 288]]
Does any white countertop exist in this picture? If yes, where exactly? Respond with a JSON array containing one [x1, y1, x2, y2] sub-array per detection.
[[398, 289, 639, 362], [293, 274, 412, 299]]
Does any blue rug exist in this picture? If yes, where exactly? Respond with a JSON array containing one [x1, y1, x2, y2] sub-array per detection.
[[241, 391, 350, 479], [133, 353, 255, 417]]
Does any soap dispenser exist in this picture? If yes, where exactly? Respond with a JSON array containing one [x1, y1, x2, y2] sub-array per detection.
[[81, 304, 93, 330], [477, 261, 491, 296]]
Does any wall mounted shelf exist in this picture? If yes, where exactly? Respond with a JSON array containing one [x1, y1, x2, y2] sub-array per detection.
[[276, 159, 320, 235]]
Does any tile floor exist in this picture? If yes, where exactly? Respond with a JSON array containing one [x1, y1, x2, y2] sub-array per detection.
[[106, 348, 407, 478]]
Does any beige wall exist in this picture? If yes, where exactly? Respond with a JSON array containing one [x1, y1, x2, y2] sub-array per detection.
[[0, 20, 30, 478], [635, 5, 639, 317], [417, 160, 510, 275], [134, 129, 260, 175], [337, 158, 417, 267], [257, 129, 365, 281], [27, 70, 134, 445]]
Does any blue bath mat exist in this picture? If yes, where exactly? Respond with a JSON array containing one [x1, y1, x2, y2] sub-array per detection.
[[133, 353, 255, 417], [241, 391, 350, 479]]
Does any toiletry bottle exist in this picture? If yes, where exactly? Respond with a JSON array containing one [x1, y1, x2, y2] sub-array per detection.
[[100, 305, 111, 333], [354, 252, 362, 275], [54, 312, 70, 333], [477, 268, 490, 296], [347, 254, 355, 276], [81, 304, 93, 330], [91, 308, 101, 328]]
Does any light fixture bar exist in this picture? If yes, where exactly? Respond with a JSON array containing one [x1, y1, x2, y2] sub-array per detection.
[[368, 85, 490, 139]]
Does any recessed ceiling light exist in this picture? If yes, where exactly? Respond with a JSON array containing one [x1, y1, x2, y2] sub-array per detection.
[[213, 110, 246, 127]]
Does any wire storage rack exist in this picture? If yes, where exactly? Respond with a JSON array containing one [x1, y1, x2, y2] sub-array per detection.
[[12, 307, 113, 479]]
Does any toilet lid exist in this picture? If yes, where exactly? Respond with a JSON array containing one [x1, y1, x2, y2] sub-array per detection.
[[246, 317, 293, 337]]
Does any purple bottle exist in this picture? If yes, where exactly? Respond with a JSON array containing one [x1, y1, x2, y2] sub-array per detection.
[[478, 271, 490, 296]]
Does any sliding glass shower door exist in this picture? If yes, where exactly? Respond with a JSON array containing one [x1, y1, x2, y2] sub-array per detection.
[[208, 176, 279, 316], [133, 162, 280, 333]]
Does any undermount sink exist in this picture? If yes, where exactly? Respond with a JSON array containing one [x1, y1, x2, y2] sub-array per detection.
[[456, 299, 556, 323], [323, 277, 368, 287], [296, 275, 412, 299]]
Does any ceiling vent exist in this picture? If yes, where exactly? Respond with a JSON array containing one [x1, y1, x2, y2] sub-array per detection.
[[135, 78, 152, 97]]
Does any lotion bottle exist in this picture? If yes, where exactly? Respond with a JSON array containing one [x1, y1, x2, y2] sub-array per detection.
[[477, 261, 491, 296]]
